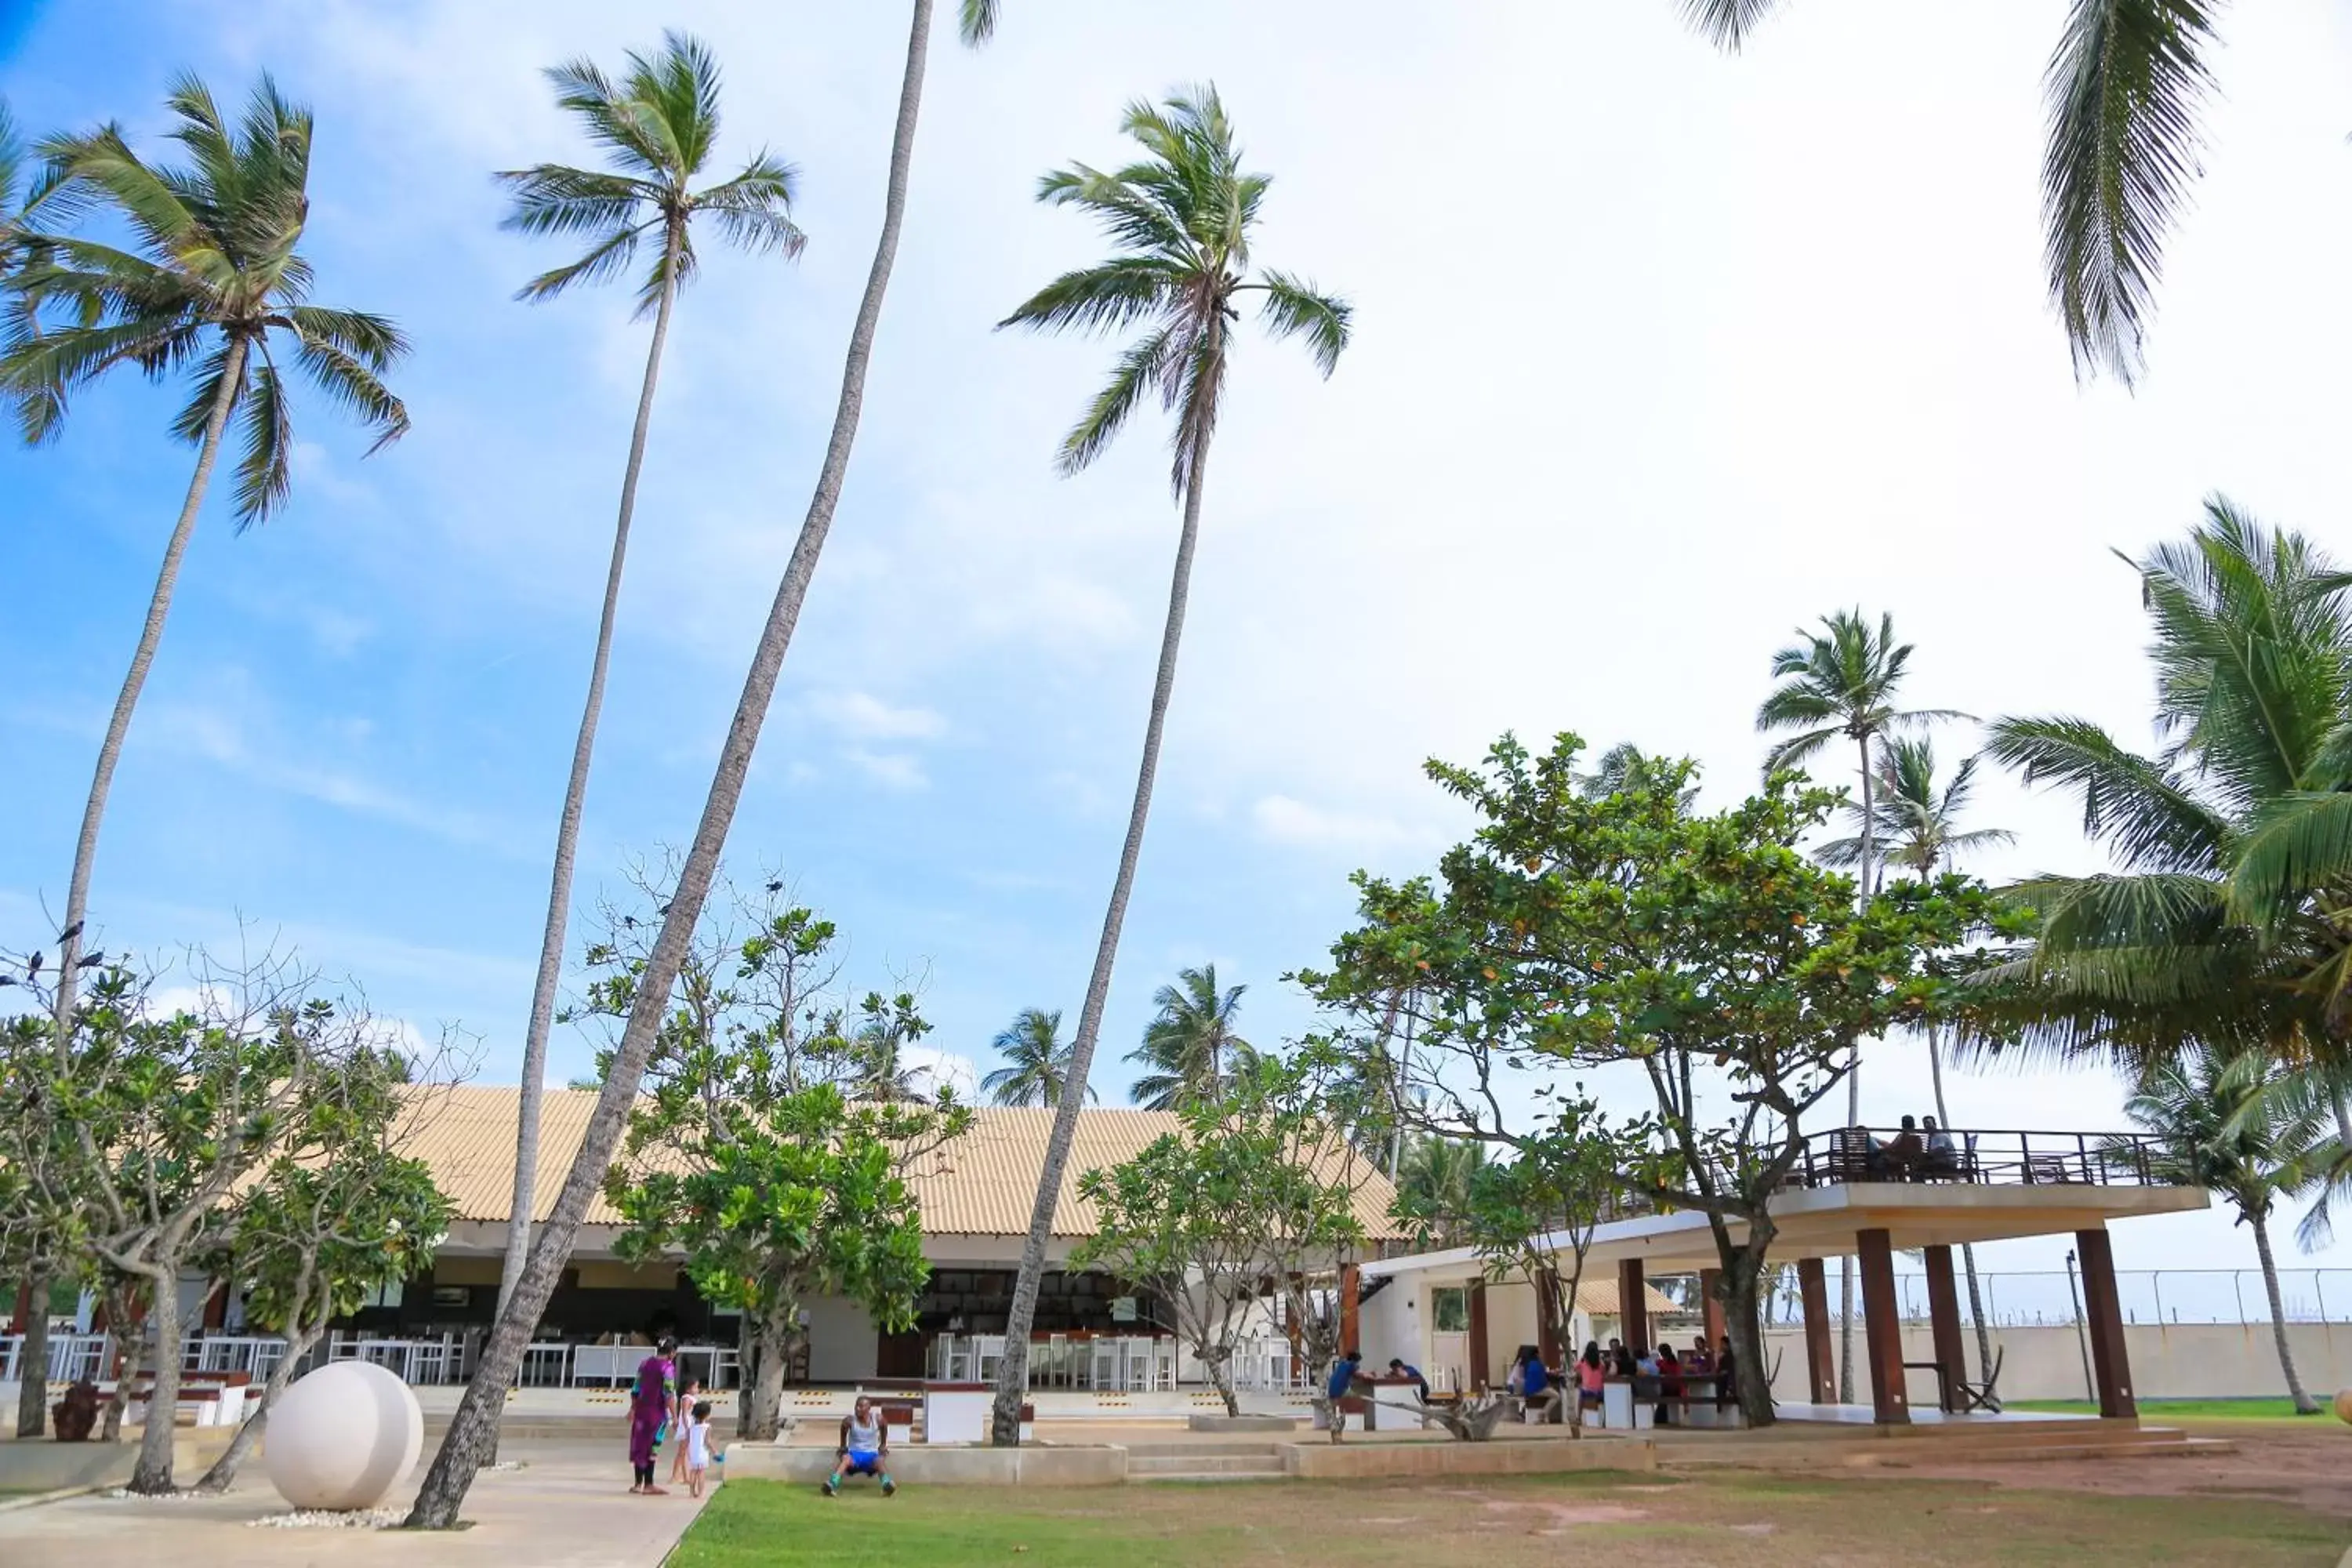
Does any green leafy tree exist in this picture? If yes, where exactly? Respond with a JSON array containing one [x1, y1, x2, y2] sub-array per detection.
[[1073, 1054, 1368, 1420], [1127, 964, 1252, 1111], [9, 949, 426, 1491], [1682, 0, 2223, 382], [408, 3, 1003, 1522], [191, 1109, 451, 1492], [1456, 1104, 1642, 1433], [495, 31, 806, 1329], [608, 1083, 964, 1441], [1307, 732, 2012, 1426], [993, 87, 1351, 1441], [1756, 608, 1958, 1396], [982, 1007, 1092, 1107], [1, 77, 408, 1058], [2120, 1046, 2325, 1414]]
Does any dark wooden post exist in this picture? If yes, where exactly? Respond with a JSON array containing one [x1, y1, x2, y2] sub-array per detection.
[[1339, 1264, 1361, 1355], [1922, 1245, 1967, 1413], [1857, 1229, 1910, 1424], [1285, 1272, 1304, 1364], [1467, 1280, 1490, 1391], [1697, 1267, 1726, 1352], [1617, 1258, 1650, 1355], [7, 1280, 27, 1335], [2074, 1227, 2137, 1419], [1797, 1256, 1835, 1405]]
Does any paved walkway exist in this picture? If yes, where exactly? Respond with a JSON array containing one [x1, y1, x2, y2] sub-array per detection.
[[0, 1440, 707, 1568]]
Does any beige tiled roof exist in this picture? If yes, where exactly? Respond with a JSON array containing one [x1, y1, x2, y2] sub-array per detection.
[[397, 1087, 1405, 1240], [1570, 1278, 1681, 1316]]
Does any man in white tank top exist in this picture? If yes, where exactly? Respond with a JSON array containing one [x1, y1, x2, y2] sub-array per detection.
[[825, 1395, 897, 1497]]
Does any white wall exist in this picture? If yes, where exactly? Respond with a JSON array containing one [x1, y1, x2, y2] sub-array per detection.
[[802, 1294, 878, 1382], [1760, 1320, 2352, 1405], [1357, 1276, 1418, 1373]]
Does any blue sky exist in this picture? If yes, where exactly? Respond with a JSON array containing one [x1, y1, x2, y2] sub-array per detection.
[[8, 2, 2352, 1287]]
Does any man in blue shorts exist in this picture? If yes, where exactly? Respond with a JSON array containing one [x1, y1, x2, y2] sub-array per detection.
[[824, 1396, 895, 1497]]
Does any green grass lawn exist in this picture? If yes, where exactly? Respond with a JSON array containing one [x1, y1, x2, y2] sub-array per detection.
[[673, 1470, 2347, 1568], [2013, 1398, 2347, 1422]]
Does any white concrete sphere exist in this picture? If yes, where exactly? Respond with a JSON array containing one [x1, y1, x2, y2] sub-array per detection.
[[264, 1359, 424, 1511], [2335, 1388, 2352, 1426]]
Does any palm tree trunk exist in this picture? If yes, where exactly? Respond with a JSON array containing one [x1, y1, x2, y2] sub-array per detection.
[[30, 345, 242, 1453], [45, 339, 248, 1045], [495, 228, 686, 1321], [2249, 1208, 2319, 1414], [1838, 733, 1874, 1404], [989, 386, 1219, 1447], [401, 0, 941, 1530]]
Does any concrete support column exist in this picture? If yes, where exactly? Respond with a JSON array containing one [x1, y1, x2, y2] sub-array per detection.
[[2074, 1227, 2137, 1419], [1617, 1258, 1650, 1354], [1797, 1256, 1835, 1405], [1697, 1268, 1726, 1352], [1468, 1280, 1490, 1391], [1339, 1263, 1361, 1355], [1857, 1228, 1910, 1424], [1922, 1245, 1967, 1413]]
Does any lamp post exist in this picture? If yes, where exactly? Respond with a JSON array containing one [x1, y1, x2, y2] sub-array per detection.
[[2063, 1250, 2094, 1402]]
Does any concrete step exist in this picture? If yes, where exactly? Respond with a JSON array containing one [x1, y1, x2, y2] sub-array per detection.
[[1127, 1453, 1285, 1477], [1120, 1441, 1283, 1461], [1131, 1472, 1290, 1484]]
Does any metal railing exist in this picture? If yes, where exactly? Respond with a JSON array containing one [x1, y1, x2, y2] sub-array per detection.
[[1740, 1267, 2352, 1329], [1791, 1127, 2173, 1189]]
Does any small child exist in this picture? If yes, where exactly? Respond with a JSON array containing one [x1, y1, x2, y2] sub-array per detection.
[[684, 1399, 715, 1498], [670, 1378, 703, 1484]]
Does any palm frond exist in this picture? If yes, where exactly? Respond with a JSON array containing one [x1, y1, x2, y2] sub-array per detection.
[[1000, 256, 1184, 338], [1053, 321, 1175, 477], [1984, 716, 2227, 873], [2227, 792, 2352, 932], [2042, 0, 2219, 383], [692, 153, 804, 257], [286, 322, 410, 455], [959, 0, 1001, 45], [1679, 0, 1788, 51], [1250, 269, 1351, 376], [514, 220, 647, 305], [278, 304, 408, 371], [230, 346, 292, 524], [495, 164, 652, 239]]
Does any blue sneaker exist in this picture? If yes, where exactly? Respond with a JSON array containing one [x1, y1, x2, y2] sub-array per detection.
[[880, 1476, 896, 1497]]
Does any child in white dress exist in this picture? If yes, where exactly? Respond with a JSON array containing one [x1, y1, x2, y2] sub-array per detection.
[[684, 1399, 715, 1497]]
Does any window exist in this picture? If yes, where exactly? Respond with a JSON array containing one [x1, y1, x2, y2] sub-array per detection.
[[1432, 1286, 1469, 1334]]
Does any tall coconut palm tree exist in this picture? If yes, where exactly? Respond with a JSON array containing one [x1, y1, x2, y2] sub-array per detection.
[[987, 86, 1350, 1444], [982, 1007, 1091, 1107], [1822, 736, 2013, 1381], [2122, 1045, 2324, 1414], [849, 992, 934, 1103], [492, 31, 805, 1323], [1682, 0, 2223, 383], [1756, 609, 1957, 1399], [2, 77, 409, 1050], [1976, 503, 2352, 1232], [403, 1, 1001, 1528], [1126, 964, 1251, 1111], [2, 82, 405, 1441]]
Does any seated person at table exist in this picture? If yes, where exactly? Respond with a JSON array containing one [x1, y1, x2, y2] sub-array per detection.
[[824, 1396, 895, 1497], [1656, 1343, 1685, 1425], [1857, 1125, 1889, 1176], [1387, 1358, 1430, 1402], [1922, 1116, 1960, 1174], [1576, 1343, 1606, 1416], [1882, 1116, 1926, 1178], [1511, 1346, 1562, 1421], [1715, 1335, 1739, 1411]]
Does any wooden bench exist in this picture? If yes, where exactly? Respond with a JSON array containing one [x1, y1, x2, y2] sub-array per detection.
[[116, 1369, 253, 1428]]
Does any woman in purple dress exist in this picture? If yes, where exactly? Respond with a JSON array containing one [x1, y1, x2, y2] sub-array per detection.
[[628, 1334, 679, 1494]]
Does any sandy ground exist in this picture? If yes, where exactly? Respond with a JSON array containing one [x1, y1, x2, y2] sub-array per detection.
[[0, 1439, 708, 1568], [1860, 1418, 2352, 1520]]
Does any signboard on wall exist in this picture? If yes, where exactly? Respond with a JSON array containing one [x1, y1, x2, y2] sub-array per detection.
[[1111, 1297, 1138, 1323]]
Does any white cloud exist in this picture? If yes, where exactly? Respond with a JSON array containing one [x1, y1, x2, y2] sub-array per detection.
[[905, 1044, 981, 1103], [1251, 793, 1409, 852], [808, 691, 948, 743], [844, 748, 928, 792]]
